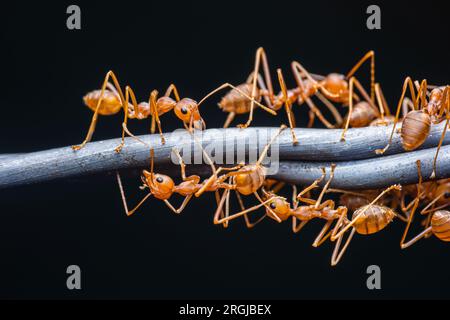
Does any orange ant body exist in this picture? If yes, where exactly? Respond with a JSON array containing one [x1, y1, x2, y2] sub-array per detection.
[[376, 78, 450, 178], [214, 164, 351, 248], [191, 125, 287, 225], [73, 71, 267, 151], [219, 48, 342, 144], [329, 184, 402, 265], [400, 161, 450, 248], [116, 148, 241, 218], [290, 51, 378, 140]]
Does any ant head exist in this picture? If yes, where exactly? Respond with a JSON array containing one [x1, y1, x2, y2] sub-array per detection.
[[435, 181, 450, 206], [174, 98, 198, 122], [142, 170, 175, 200], [267, 196, 291, 221], [323, 73, 348, 95]]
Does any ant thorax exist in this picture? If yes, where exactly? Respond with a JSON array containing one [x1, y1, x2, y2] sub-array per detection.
[[155, 96, 177, 116], [322, 73, 349, 103]]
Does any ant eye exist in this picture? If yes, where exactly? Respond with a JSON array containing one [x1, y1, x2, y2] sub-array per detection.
[[156, 177, 163, 183], [270, 202, 277, 209], [180, 106, 188, 114], [445, 192, 450, 198]]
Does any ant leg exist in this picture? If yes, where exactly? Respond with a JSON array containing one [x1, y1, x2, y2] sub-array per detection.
[[331, 184, 401, 241], [291, 61, 340, 100], [376, 77, 417, 154], [171, 148, 200, 183], [256, 124, 287, 166], [415, 79, 428, 109], [401, 226, 433, 249], [115, 86, 140, 152], [314, 164, 337, 208], [73, 70, 127, 150], [326, 188, 368, 197], [330, 227, 356, 266], [121, 123, 148, 147], [346, 50, 375, 102], [214, 190, 279, 225], [116, 171, 152, 216], [374, 83, 387, 123], [307, 110, 315, 128], [313, 206, 347, 247], [164, 83, 181, 101], [377, 83, 392, 117], [297, 168, 326, 202], [238, 48, 275, 128], [400, 188, 432, 249], [214, 190, 229, 228], [292, 218, 309, 233], [235, 190, 266, 228], [340, 77, 376, 141], [316, 91, 343, 127], [340, 78, 355, 141], [164, 195, 193, 214], [223, 112, 236, 128], [277, 68, 298, 145], [194, 165, 245, 198], [430, 86, 450, 178], [291, 62, 336, 128], [149, 90, 166, 144], [312, 220, 333, 247], [420, 193, 447, 215], [197, 82, 274, 115]]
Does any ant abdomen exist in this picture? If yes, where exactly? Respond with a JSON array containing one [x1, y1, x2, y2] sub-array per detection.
[[352, 205, 396, 235], [83, 89, 122, 115], [234, 165, 266, 195], [219, 83, 262, 114], [400, 110, 431, 150], [347, 101, 378, 127], [431, 210, 450, 241]]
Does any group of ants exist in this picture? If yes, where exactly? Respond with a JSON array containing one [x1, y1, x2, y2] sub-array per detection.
[[71, 48, 449, 266]]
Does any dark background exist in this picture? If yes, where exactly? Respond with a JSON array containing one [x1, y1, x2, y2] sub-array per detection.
[[0, 0, 449, 299]]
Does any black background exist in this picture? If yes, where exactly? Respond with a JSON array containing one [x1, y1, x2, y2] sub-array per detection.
[[0, 0, 449, 299]]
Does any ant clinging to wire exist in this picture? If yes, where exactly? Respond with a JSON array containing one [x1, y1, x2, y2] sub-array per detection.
[[376, 78, 450, 178], [290, 51, 378, 141], [219, 47, 343, 144], [116, 147, 242, 220], [72, 70, 268, 152]]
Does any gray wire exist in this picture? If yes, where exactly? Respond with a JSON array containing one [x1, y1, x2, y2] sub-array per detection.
[[0, 124, 448, 189]]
